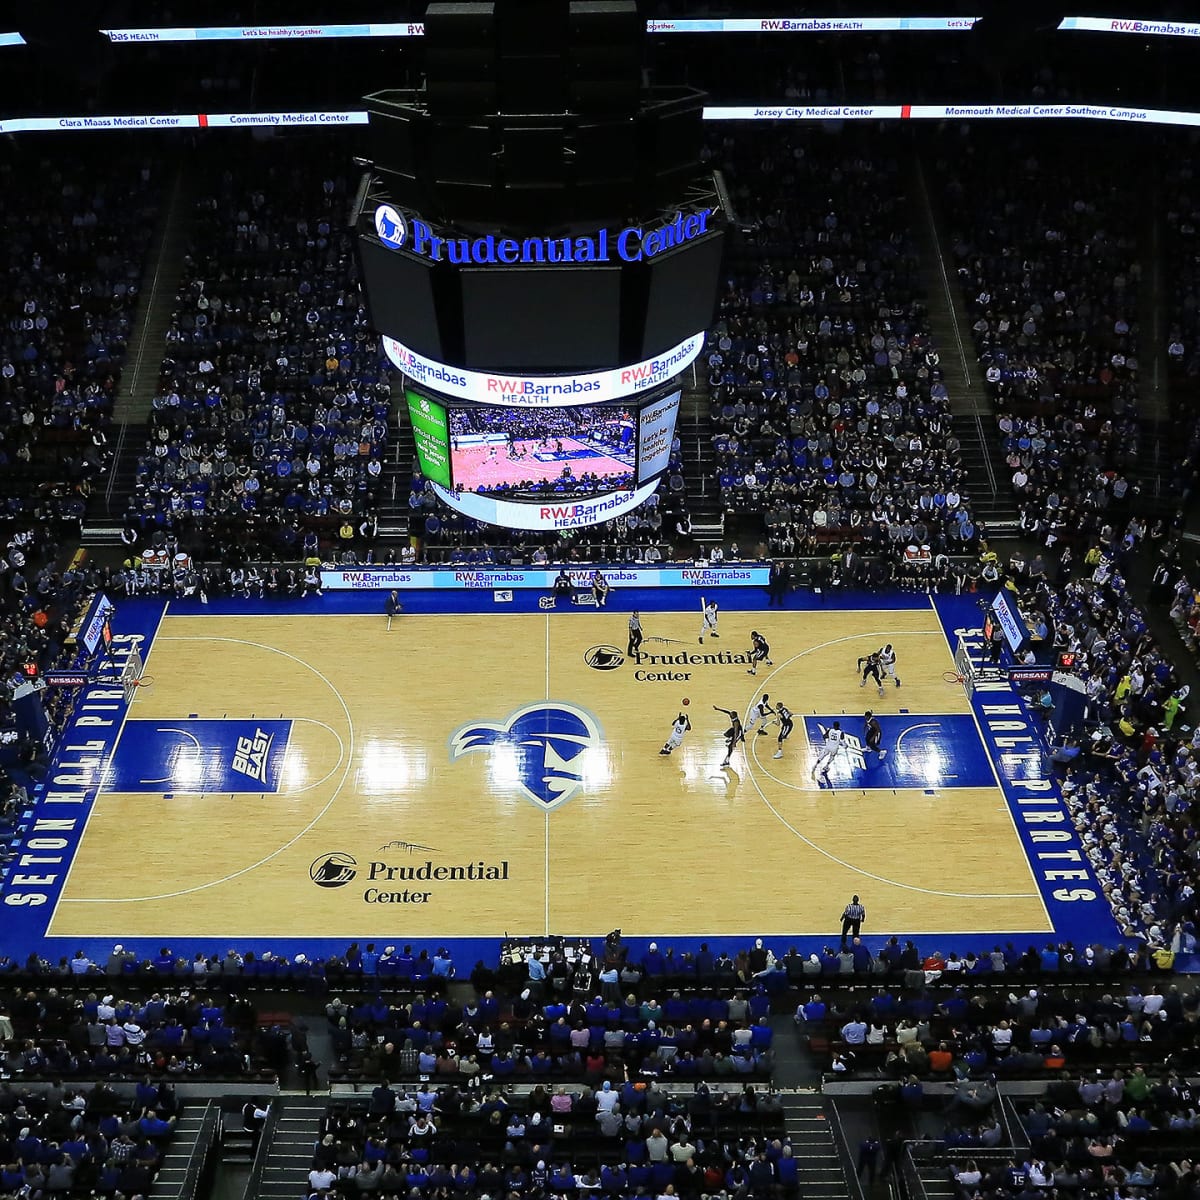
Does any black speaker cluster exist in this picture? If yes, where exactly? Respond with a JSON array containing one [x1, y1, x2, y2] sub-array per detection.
[[365, 0, 706, 228]]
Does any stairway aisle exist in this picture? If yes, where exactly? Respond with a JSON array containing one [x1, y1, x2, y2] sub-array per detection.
[[908, 145, 980, 413], [114, 155, 199, 425], [95, 152, 199, 534], [780, 1091, 853, 1200], [1139, 136, 1168, 431], [376, 370, 414, 543], [254, 1096, 330, 1200], [909, 139, 1021, 539], [154, 1104, 212, 1200], [680, 391, 724, 542], [911, 1146, 1018, 1200], [1132, 138, 1174, 509], [951, 413, 1020, 534]]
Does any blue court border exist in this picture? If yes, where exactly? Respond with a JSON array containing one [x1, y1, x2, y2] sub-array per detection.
[[932, 595, 1119, 953], [0, 587, 1127, 966]]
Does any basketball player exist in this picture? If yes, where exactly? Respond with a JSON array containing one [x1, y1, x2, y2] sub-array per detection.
[[878, 643, 901, 688], [713, 705, 744, 767], [868, 705, 888, 763], [659, 710, 692, 755], [592, 571, 611, 608], [627, 611, 644, 662], [864, 710, 887, 761], [385, 590, 402, 631], [747, 631, 774, 675], [744, 695, 775, 737], [811, 720, 846, 781], [773, 702, 795, 760], [699, 598, 720, 644], [858, 650, 885, 697]]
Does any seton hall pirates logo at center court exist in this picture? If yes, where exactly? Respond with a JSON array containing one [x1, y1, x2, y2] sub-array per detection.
[[449, 703, 603, 812]]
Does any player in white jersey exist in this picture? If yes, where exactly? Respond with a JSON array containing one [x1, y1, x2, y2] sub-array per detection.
[[811, 720, 846, 781], [878, 643, 901, 688], [744, 695, 775, 737], [699, 597, 720, 643], [659, 710, 692, 755]]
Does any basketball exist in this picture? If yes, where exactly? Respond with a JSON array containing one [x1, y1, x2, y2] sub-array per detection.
[[682, 698, 690, 706]]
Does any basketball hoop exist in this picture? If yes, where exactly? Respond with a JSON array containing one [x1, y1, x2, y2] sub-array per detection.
[[942, 670, 966, 684], [132, 675, 155, 689]]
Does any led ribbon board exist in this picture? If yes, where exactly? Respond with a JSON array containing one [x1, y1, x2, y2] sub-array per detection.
[[11, 105, 1200, 134], [383, 333, 704, 407]]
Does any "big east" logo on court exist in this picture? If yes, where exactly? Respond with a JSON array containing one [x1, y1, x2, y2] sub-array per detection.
[[231, 728, 274, 785]]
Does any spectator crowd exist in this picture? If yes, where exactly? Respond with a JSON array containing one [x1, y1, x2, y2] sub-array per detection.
[[703, 127, 976, 559], [132, 139, 390, 564]]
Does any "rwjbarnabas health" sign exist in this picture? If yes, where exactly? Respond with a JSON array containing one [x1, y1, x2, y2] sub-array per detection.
[[373, 204, 714, 264]]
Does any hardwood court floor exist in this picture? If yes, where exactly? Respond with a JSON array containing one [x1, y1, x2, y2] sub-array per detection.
[[48, 606, 1051, 942]]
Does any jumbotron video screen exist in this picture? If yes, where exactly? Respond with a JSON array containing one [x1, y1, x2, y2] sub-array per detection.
[[406, 388, 680, 502]]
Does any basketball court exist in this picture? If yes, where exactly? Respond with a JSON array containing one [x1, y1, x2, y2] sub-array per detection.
[[0, 587, 1116, 959]]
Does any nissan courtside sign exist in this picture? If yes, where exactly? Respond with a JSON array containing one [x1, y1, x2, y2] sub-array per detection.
[[373, 205, 715, 264]]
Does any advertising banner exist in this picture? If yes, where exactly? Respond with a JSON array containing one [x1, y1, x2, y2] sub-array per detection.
[[636, 390, 681, 484], [13, 104, 1200, 136], [383, 333, 704, 407], [991, 590, 1031, 655], [1007, 666, 1053, 684], [1058, 16, 1200, 36], [701, 103, 1200, 128], [99, 18, 992, 40], [374, 205, 714, 266], [80, 594, 115, 656], [406, 392, 452, 488], [43, 672, 92, 688], [649, 16, 977, 31], [102, 23, 421, 41], [428, 480, 660, 531], [320, 564, 771, 590]]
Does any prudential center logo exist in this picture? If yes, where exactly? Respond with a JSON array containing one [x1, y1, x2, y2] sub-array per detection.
[[374, 204, 407, 250]]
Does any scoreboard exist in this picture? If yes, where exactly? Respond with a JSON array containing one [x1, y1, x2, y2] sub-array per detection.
[[354, 0, 725, 531], [404, 385, 682, 532], [358, 194, 724, 373]]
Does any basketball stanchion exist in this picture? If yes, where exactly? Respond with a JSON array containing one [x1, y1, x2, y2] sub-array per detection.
[[120, 646, 145, 702], [950, 635, 979, 698]]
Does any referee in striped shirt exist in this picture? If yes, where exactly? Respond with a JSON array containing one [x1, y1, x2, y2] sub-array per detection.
[[627, 611, 644, 663], [841, 896, 865, 949]]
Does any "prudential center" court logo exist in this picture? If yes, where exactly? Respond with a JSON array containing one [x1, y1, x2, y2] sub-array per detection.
[[584, 644, 754, 683]]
